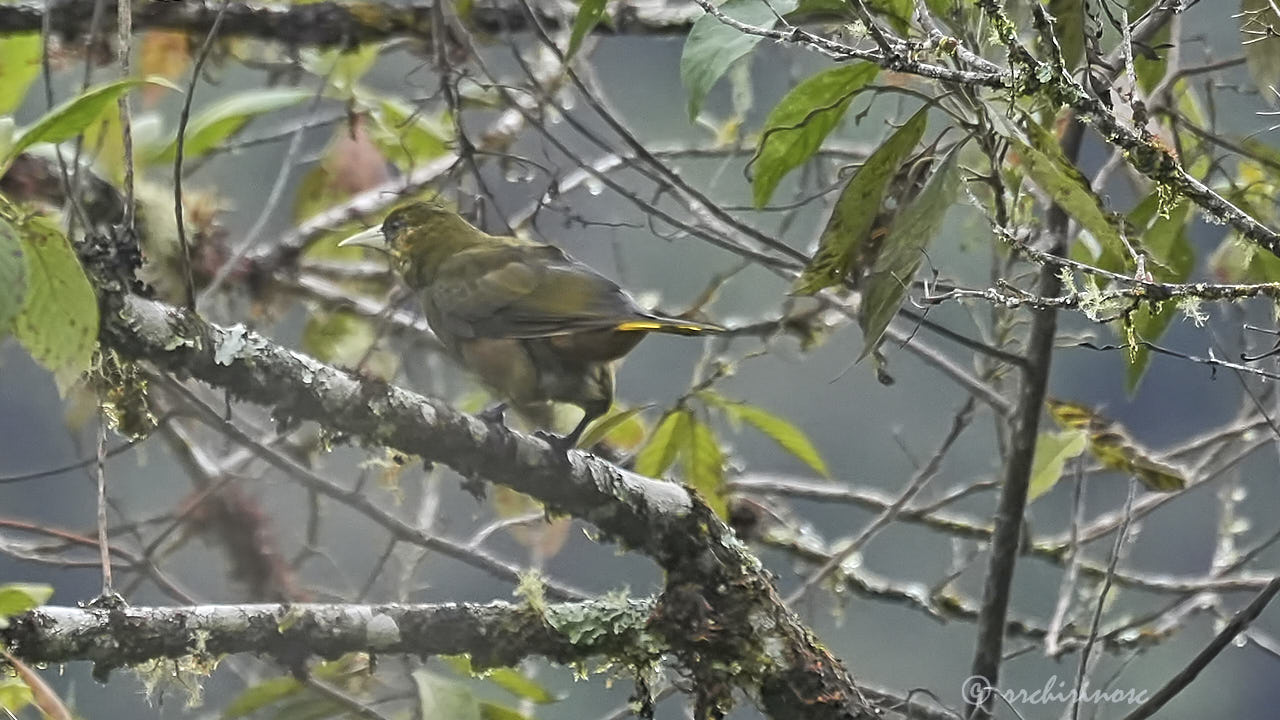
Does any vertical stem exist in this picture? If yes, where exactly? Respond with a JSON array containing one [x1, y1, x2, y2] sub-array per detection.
[[96, 416, 114, 597], [965, 119, 1084, 719], [116, 0, 134, 230]]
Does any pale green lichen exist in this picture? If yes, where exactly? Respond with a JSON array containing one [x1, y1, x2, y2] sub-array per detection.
[[1178, 296, 1208, 327]]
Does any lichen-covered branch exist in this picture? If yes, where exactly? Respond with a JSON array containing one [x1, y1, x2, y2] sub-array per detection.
[[0, 0, 700, 46], [91, 288, 875, 719], [1, 599, 654, 675]]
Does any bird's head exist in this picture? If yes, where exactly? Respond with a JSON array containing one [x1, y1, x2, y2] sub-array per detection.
[[338, 198, 482, 284]]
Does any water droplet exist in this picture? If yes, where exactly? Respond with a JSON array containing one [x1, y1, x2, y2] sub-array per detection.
[[585, 177, 604, 196]]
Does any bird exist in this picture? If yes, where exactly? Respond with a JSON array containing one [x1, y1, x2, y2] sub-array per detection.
[[339, 199, 723, 449]]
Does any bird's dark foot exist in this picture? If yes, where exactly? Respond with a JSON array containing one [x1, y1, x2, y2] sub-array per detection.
[[85, 592, 127, 610], [478, 402, 509, 425], [534, 429, 579, 454]]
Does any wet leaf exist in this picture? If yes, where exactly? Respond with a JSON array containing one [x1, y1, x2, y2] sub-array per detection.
[[1028, 429, 1088, 502], [634, 409, 691, 477], [752, 62, 878, 207], [681, 0, 798, 120], [858, 145, 960, 360], [793, 106, 928, 295], [11, 215, 99, 393]]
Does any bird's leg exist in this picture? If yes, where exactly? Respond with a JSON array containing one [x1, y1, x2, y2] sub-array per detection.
[[478, 402, 508, 425], [534, 417, 587, 454]]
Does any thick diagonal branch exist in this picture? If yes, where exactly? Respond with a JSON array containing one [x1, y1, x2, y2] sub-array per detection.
[[93, 289, 874, 720]]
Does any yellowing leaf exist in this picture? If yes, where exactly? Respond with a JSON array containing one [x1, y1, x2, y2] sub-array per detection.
[[634, 409, 690, 477], [0, 218, 26, 338], [705, 394, 829, 477], [751, 62, 879, 207], [11, 216, 99, 393], [576, 403, 652, 450], [1121, 196, 1193, 392], [0, 677, 33, 714], [1009, 120, 1125, 264], [858, 145, 961, 360], [442, 656, 559, 704], [793, 106, 928, 295], [680, 0, 798, 120], [0, 33, 41, 115], [683, 417, 727, 517], [1028, 430, 1088, 502], [0, 583, 52, 628]]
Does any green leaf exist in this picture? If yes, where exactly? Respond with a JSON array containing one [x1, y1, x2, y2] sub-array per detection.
[[413, 671, 482, 720], [149, 87, 313, 163], [0, 33, 41, 115], [0, 677, 33, 714], [364, 92, 452, 170], [1010, 120, 1125, 264], [793, 105, 928, 295], [1130, 0, 1168, 92], [0, 583, 52, 629], [858, 146, 961, 360], [576, 403, 653, 449], [1028, 430, 1088, 502], [751, 62, 879, 207], [707, 396, 829, 477], [683, 417, 727, 517], [11, 215, 99, 393], [441, 656, 558, 704], [634, 409, 691, 477], [222, 676, 303, 718], [1047, 0, 1084, 69], [568, 0, 608, 59], [0, 217, 27, 338], [680, 0, 798, 120], [866, 0, 913, 34], [1122, 196, 1193, 392], [4, 77, 179, 169]]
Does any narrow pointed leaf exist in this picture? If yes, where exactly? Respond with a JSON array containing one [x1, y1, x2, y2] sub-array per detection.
[[1122, 195, 1193, 392], [683, 417, 727, 517], [793, 106, 928, 295], [1010, 120, 1125, 264], [151, 87, 313, 162], [5, 77, 179, 167], [752, 62, 878, 207], [858, 147, 961, 360], [715, 399, 829, 477], [634, 409, 691, 477], [567, 0, 608, 59]]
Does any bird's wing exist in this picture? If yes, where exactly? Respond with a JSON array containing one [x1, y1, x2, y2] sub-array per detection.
[[428, 244, 647, 339]]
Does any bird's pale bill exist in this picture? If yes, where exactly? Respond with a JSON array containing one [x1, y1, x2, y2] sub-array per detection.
[[337, 226, 387, 250]]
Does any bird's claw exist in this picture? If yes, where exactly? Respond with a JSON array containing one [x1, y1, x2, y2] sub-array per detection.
[[534, 429, 576, 453]]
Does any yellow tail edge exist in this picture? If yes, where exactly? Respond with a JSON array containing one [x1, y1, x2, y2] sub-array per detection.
[[615, 318, 724, 335]]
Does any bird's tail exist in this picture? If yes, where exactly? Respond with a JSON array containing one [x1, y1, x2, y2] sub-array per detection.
[[615, 314, 725, 336]]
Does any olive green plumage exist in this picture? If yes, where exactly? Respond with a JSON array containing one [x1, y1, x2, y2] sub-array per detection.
[[343, 199, 723, 446]]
